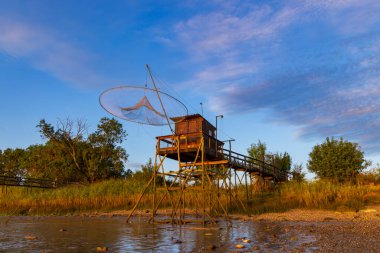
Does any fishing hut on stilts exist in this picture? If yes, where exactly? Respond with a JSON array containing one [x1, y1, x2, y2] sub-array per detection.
[[100, 65, 288, 225]]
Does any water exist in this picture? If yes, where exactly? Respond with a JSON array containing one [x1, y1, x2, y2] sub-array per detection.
[[0, 216, 316, 252]]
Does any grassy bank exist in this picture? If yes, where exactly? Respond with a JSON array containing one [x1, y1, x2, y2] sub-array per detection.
[[1, 179, 380, 215], [248, 180, 380, 214], [0, 179, 148, 215]]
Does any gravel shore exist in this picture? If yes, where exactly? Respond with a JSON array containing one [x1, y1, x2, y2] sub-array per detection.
[[84, 206, 380, 252], [248, 206, 380, 252]]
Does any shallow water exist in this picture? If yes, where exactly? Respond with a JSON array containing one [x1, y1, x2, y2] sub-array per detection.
[[0, 216, 317, 252]]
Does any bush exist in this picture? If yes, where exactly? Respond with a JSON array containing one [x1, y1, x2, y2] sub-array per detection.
[[308, 137, 370, 182]]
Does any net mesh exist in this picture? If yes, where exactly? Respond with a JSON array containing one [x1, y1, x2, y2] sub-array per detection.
[[99, 86, 188, 125]]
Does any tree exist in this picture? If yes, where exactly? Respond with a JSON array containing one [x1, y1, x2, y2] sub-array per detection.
[[248, 140, 292, 177], [37, 118, 88, 180], [133, 158, 154, 183], [308, 137, 370, 182], [88, 117, 126, 147], [35, 117, 128, 183], [86, 117, 128, 182], [247, 140, 267, 162], [0, 149, 3, 175], [0, 148, 27, 177], [291, 163, 305, 182], [273, 152, 292, 174]]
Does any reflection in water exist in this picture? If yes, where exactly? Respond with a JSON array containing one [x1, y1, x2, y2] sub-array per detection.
[[0, 216, 316, 252]]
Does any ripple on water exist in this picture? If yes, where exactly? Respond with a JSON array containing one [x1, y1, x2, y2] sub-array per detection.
[[0, 216, 317, 252]]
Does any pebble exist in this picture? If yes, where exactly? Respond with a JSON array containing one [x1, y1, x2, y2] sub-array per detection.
[[206, 244, 217, 250], [96, 246, 108, 252], [360, 209, 378, 213], [235, 244, 245, 249], [25, 235, 37, 240]]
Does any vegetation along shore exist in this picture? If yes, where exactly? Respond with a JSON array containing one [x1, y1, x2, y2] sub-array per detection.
[[1, 117, 380, 218]]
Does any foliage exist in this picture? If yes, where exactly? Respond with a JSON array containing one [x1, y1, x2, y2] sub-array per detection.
[[247, 140, 292, 175], [131, 158, 166, 186], [308, 137, 370, 182], [290, 163, 306, 182], [0, 149, 2, 174], [0, 148, 27, 177], [132, 158, 154, 183], [0, 117, 128, 184], [1, 178, 378, 215], [247, 140, 266, 162], [273, 152, 292, 174], [357, 165, 380, 185]]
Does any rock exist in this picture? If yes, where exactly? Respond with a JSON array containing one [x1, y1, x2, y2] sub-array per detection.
[[235, 244, 245, 249], [59, 228, 67, 232], [25, 235, 37, 240], [253, 245, 260, 250], [360, 209, 378, 213], [242, 238, 251, 243], [174, 239, 182, 244], [96, 246, 108, 252], [206, 244, 218, 250]]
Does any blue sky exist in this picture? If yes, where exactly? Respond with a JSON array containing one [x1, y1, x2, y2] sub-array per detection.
[[1, 0, 380, 174]]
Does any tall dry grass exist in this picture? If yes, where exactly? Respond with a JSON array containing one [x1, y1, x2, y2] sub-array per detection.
[[247, 180, 378, 214], [1, 178, 379, 215]]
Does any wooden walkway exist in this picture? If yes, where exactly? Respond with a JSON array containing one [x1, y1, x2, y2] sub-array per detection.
[[157, 133, 288, 182], [222, 149, 287, 181], [0, 176, 57, 189]]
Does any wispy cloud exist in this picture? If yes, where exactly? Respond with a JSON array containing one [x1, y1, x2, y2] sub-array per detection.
[[0, 17, 104, 87], [156, 0, 380, 153]]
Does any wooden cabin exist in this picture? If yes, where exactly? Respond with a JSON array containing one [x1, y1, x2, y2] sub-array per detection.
[[156, 114, 224, 162]]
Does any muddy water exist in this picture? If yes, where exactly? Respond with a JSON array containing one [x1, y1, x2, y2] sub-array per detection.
[[0, 216, 316, 252]]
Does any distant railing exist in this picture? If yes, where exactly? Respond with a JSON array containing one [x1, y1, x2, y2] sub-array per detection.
[[0, 176, 57, 189], [222, 149, 287, 181]]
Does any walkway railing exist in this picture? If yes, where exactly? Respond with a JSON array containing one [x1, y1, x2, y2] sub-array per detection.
[[0, 176, 57, 189], [222, 149, 287, 181]]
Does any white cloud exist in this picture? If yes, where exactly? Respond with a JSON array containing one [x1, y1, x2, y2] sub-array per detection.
[[153, 0, 380, 152], [174, 4, 298, 57], [0, 17, 104, 87]]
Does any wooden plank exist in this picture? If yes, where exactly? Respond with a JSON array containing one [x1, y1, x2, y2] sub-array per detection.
[[180, 160, 229, 167]]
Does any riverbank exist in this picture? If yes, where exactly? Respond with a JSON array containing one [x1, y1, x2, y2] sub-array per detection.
[[1, 179, 380, 216], [1, 213, 380, 252]]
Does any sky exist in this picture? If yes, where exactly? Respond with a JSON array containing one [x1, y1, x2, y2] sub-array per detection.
[[1, 0, 380, 175]]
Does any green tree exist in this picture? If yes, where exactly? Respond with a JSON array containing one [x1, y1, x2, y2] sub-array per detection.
[[248, 140, 292, 176], [291, 163, 305, 182], [133, 158, 154, 183], [86, 117, 128, 182], [247, 140, 267, 162], [308, 137, 370, 182], [273, 152, 292, 174], [0, 149, 3, 175], [88, 117, 126, 146], [1, 148, 27, 177], [36, 117, 128, 183]]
